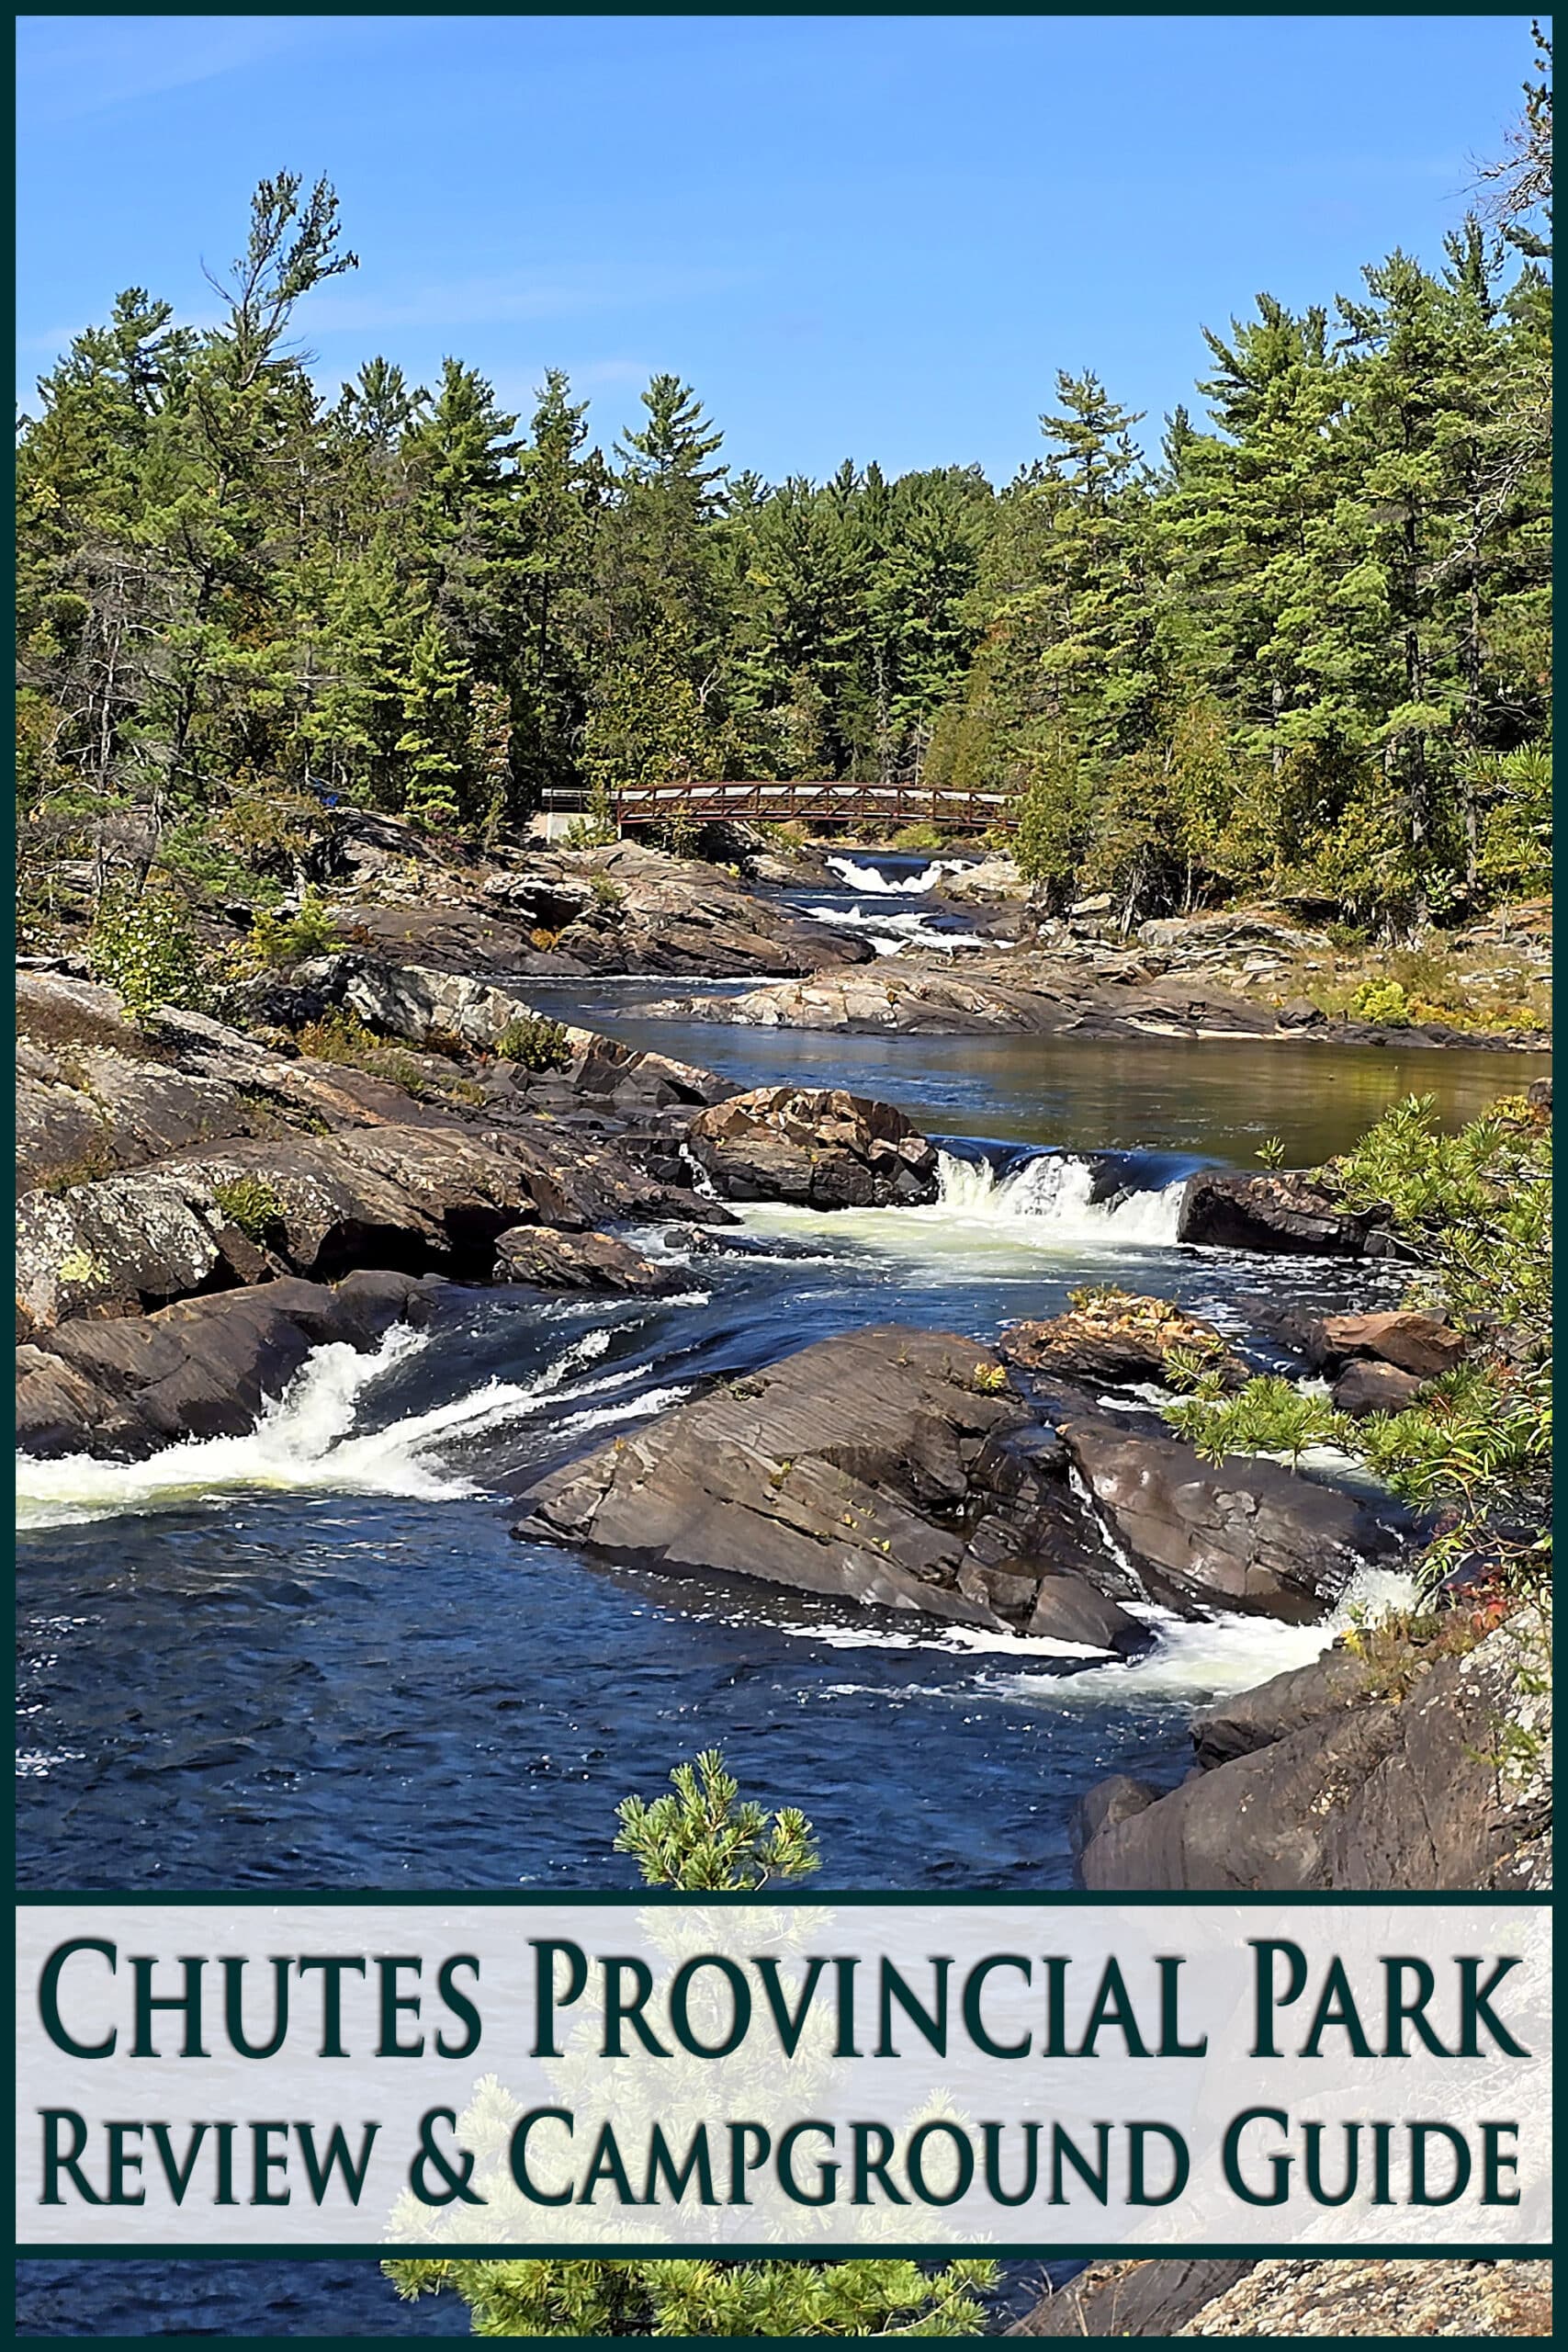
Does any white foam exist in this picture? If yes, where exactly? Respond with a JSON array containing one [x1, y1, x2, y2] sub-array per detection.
[[825, 855, 974, 897], [15, 1323, 657, 1530], [804, 903, 986, 956], [933, 1150, 1186, 1247], [997, 1561, 1421, 1705]]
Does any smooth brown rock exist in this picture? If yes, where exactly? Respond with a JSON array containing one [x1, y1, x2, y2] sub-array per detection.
[[493, 1226, 673, 1295], [1058, 1413, 1405, 1620], [1332, 1358, 1423, 1416]]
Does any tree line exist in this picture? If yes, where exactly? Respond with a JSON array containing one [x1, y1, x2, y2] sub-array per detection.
[[16, 38, 1550, 931]]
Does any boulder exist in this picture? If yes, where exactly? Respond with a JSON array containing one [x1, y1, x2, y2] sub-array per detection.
[[493, 1227, 673, 1295], [1077, 1607, 1550, 1890], [1066, 1773, 1162, 1861], [1190, 1643, 1373, 1769], [17, 1271, 435, 1459], [1332, 1359, 1424, 1416], [1278, 1307, 1467, 1380], [1000, 1295, 1249, 1393], [1177, 1170, 1392, 1257], [684, 1086, 940, 1207], [1057, 1413, 1406, 1621], [513, 1325, 1151, 1649]]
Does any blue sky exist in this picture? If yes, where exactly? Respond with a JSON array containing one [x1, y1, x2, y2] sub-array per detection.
[[17, 13, 1539, 481]]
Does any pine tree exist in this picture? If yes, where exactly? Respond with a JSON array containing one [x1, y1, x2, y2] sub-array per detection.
[[383, 1755, 996, 2338]]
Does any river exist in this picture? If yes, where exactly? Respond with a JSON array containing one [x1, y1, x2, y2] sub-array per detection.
[[14, 856, 1549, 2333]]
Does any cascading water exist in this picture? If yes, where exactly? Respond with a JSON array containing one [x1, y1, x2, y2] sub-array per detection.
[[933, 1148, 1188, 1246], [14, 1322, 693, 1531], [825, 854, 973, 895]]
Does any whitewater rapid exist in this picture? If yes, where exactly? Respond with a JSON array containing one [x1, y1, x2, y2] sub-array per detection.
[[14, 1319, 696, 1531], [826, 854, 973, 896]]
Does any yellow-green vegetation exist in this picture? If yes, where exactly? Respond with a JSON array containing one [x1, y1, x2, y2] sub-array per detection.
[[86, 886, 209, 1017], [243, 886, 342, 970], [493, 1012, 571, 1071], [1273, 933, 1551, 1037], [383, 1753, 997, 2337], [211, 1175, 286, 1243], [1064, 1284, 1238, 1384], [1168, 1092, 1551, 1591], [296, 1009, 485, 1105], [891, 821, 945, 853]]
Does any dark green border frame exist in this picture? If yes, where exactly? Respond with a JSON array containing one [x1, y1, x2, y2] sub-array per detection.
[[9, 1, 1557, 2337]]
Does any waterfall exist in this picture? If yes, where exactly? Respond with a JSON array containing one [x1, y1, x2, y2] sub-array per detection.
[[825, 854, 973, 896], [934, 1150, 1186, 1247]]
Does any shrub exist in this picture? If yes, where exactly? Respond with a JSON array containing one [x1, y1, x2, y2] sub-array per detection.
[[245, 886, 342, 969], [1349, 977, 1412, 1027], [212, 1175, 286, 1243], [1167, 1091, 1551, 1592], [87, 886, 208, 1017], [493, 1013, 571, 1071], [590, 873, 625, 910], [891, 821, 944, 853]]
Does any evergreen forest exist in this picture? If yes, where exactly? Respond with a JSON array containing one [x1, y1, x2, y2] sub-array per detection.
[[16, 37, 1551, 934]]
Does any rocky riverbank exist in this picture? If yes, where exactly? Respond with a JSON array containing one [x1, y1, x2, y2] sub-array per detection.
[[638, 940, 1548, 1050], [14, 829, 1552, 1918]]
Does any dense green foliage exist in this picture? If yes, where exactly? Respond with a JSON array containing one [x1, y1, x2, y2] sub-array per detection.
[[384, 1754, 995, 2335], [1168, 1091, 1552, 1588], [17, 43, 1550, 933]]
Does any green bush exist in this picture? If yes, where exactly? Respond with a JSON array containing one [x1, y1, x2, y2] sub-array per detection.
[[87, 886, 208, 1017], [1349, 977, 1412, 1027], [246, 886, 342, 969], [891, 820, 944, 853], [1167, 1091, 1551, 1591], [493, 1013, 571, 1071], [212, 1175, 286, 1243]]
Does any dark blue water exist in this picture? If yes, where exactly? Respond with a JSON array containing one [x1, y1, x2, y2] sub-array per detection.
[[14, 913, 1547, 2332]]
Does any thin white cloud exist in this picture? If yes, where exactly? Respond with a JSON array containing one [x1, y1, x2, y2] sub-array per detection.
[[17, 14, 325, 126]]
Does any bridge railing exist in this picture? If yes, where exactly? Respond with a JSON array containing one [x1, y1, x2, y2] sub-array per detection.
[[610, 779, 1016, 832]]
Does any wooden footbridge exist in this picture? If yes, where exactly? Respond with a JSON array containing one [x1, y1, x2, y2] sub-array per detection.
[[606, 778, 1017, 832]]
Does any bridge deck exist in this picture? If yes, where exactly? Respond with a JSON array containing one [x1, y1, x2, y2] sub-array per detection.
[[608, 779, 1016, 832]]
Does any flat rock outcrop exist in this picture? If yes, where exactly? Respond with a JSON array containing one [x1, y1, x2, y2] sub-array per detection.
[[684, 1086, 940, 1207], [16, 1120, 705, 1335], [17, 1271, 434, 1460], [332, 836, 874, 979], [513, 1324, 1151, 1649]]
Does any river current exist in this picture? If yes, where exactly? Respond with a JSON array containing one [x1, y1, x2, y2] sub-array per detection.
[[14, 855, 1549, 2333]]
